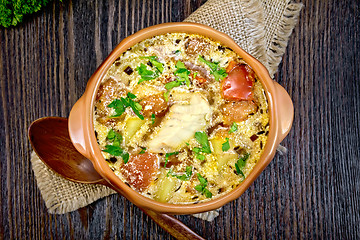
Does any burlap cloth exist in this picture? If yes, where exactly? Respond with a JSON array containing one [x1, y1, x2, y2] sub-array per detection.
[[30, 0, 303, 219]]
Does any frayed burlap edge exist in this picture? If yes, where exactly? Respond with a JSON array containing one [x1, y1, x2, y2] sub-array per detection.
[[262, 1, 304, 77], [31, 152, 116, 214]]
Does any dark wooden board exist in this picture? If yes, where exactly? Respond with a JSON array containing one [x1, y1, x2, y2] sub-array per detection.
[[0, 0, 359, 239]]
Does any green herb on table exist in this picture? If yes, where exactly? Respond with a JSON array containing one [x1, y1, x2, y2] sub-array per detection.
[[167, 166, 192, 181], [194, 173, 212, 198], [235, 153, 250, 178], [222, 137, 230, 152], [108, 92, 144, 120], [164, 151, 179, 168], [198, 55, 227, 81], [229, 122, 238, 133], [1, 1, 64, 28]]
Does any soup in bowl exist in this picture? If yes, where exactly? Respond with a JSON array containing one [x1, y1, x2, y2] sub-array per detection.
[[68, 23, 293, 214]]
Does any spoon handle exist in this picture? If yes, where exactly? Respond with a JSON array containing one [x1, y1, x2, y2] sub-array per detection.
[[143, 209, 205, 240], [99, 180, 205, 240]]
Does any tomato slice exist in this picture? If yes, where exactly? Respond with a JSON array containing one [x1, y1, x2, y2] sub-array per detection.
[[221, 63, 255, 101], [121, 153, 159, 192]]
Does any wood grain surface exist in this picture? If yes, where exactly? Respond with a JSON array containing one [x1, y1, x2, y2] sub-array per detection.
[[0, 0, 359, 239]]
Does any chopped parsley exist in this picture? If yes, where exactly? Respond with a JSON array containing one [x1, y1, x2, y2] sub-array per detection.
[[165, 80, 182, 90], [198, 55, 227, 81], [174, 50, 181, 54], [167, 166, 192, 181], [194, 131, 211, 154], [192, 131, 211, 160], [108, 92, 144, 120], [103, 129, 129, 163], [136, 63, 160, 83], [163, 91, 170, 102], [194, 173, 212, 198], [151, 114, 156, 125], [235, 153, 250, 178], [139, 147, 146, 154], [192, 147, 205, 160], [174, 61, 190, 87], [229, 122, 238, 133], [140, 56, 164, 73], [107, 129, 122, 147], [163, 61, 190, 100], [164, 151, 179, 168], [222, 138, 230, 152]]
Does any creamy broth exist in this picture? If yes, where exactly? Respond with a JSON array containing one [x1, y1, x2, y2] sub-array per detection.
[[94, 33, 269, 204]]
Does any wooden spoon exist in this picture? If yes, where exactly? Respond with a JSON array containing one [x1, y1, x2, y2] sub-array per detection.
[[28, 117, 205, 240]]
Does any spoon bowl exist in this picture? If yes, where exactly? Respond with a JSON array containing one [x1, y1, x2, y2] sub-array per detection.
[[29, 117, 103, 183]]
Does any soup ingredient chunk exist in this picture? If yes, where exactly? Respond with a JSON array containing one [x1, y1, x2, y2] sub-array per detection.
[[140, 94, 168, 117], [121, 153, 159, 191], [221, 62, 255, 100], [148, 93, 211, 153], [220, 100, 258, 125]]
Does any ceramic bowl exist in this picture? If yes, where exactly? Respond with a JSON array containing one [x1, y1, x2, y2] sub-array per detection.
[[68, 22, 294, 214]]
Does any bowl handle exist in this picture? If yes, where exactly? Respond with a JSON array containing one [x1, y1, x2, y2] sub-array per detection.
[[68, 96, 91, 159], [273, 81, 294, 144]]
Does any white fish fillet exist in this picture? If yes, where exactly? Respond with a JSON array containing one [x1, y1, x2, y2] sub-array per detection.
[[148, 92, 211, 153]]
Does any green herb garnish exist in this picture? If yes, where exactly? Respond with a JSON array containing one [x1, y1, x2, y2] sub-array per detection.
[[140, 56, 164, 73], [174, 50, 181, 54], [174, 61, 190, 87], [163, 91, 170, 102], [167, 166, 192, 181], [235, 153, 250, 178], [192, 147, 205, 160], [151, 114, 156, 125], [164, 152, 179, 168], [194, 173, 212, 198], [136, 63, 160, 83], [108, 92, 144, 120], [139, 147, 146, 154], [192, 131, 211, 160], [194, 131, 211, 154], [198, 55, 227, 81], [103, 130, 129, 163], [229, 122, 238, 133], [222, 137, 230, 152], [165, 80, 182, 90], [107, 129, 122, 147], [163, 61, 191, 101], [107, 99, 126, 117]]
